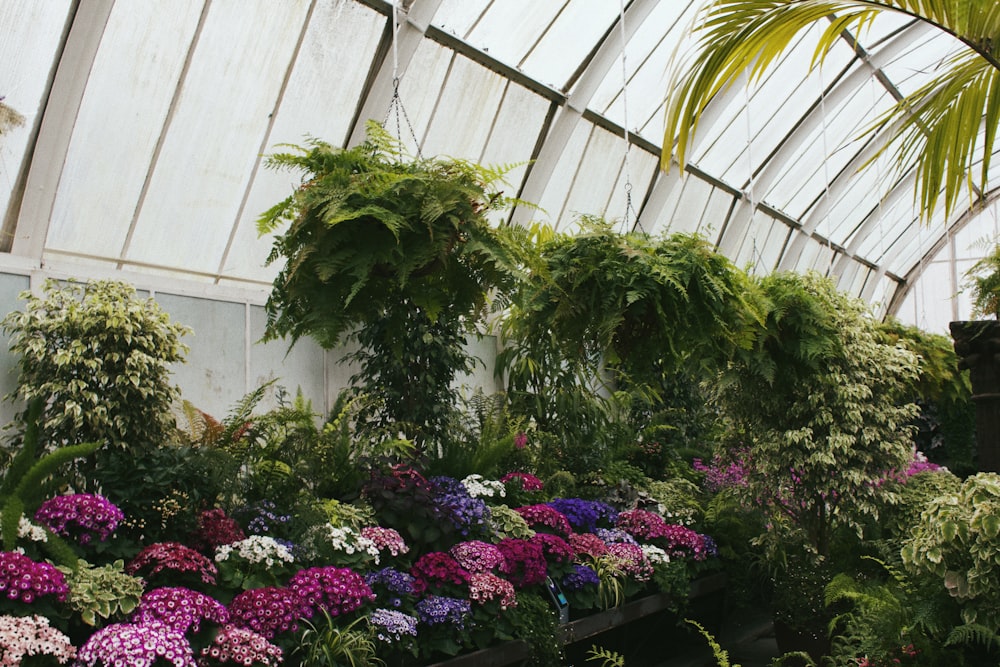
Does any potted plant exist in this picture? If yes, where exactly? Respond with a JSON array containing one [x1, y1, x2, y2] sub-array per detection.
[[257, 122, 529, 452]]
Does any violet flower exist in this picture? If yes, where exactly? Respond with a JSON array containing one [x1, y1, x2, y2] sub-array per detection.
[[546, 498, 618, 533], [130, 586, 229, 634], [227, 586, 303, 639], [0, 550, 68, 604], [415, 595, 472, 629], [288, 566, 374, 619], [75, 621, 196, 667], [369, 607, 419, 644], [34, 493, 123, 545]]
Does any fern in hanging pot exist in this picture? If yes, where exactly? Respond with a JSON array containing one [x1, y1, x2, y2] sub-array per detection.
[[257, 122, 529, 451]]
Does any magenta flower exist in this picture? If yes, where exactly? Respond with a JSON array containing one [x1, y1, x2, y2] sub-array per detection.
[[75, 621, 196, 667], [288, 566, 374, 619], [449, 540, 506, 573], [616, 508, 669, 541], [34, 493, 123, 545], [496, 538, 547, 588], [228, 586, 303, 639], [514, 504, 573, 538], [658, 524, 712, 561], [500, 472, 544, 491], [0, 551, 68, 604], [530, 532, 575, 566], [607, 542, 653, 581], [569, 532, 610, 558], [130, 587, 229, 634], [198, 624, 283, 666], [190, 508, 246, 553], [126, 542, 218, 586], [514, 432, 528, 449], [410, 552, 470, 594]]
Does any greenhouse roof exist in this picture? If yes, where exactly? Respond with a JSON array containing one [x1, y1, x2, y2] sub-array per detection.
[[2, 0, 998, 334]]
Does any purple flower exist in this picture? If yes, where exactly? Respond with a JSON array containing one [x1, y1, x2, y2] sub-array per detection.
[[236, 500, 292, 536], [228, 586, 302, 639], [429, 476, 469, 497], [415, 595, 472, 629], [369, 608, 419, 644], [198, 624, 283, 666], [365, 567, 416, 608], [546, 498, 618, 533], [0, 551, 68, 604], [288, 566, 374, 619], [34, 493, 123, 545], [190, 508, 246, 553], [449, 540, 506, 573], [595, 527, 638, 545], [126, 542, 218, 586], [438, 493, 491, 536], [693, 450, 749, 492], [75, 621, 196, 667], [561, 564, 600, 591], [130, 587, 228, 634]]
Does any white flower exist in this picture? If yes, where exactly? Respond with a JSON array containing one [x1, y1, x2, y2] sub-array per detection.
[[215, 535, 294, 567], [641, 544, 671, 566], [324, 524, 380, 563], [461, 474, 506, 499]]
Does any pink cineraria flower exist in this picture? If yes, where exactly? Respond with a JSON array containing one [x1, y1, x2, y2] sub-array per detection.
[[530, 533, 575, 566], [659, 524, 712, 561], [616, 508, 669, 541], [449, 540, 506, 573], [198, 624, 283, 666], [569, 532, 610, 558], [288, 566, 374, 619], [228, 586, 303, 639], [360, 526, 409, 558], [468, 572, 518, 610], [607, 543, 653, 582], [34, 493, 123, 545], [500, 472, 544, 491], [131, 587, 229, 634], [190, 508, 246, 553], [0, 613, 76, 665], [127, 542, 218, 586], [410, 552, 470, 594], [75, 621, 196, 667], [0, 550, 68, 604], [514, 504, 573, 538]]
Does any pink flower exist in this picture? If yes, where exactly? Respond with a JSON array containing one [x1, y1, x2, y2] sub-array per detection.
[[501, 472, 544, 492], [514, 504, 573, 538]]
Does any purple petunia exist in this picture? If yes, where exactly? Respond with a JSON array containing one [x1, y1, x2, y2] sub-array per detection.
[[34, 493, 123, 546]]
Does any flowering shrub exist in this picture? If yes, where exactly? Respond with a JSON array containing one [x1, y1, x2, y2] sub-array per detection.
[[131, 587, 229, 634], [198, 624, 283, 666], [34, 493, 123, 545], [496, 538, 547, 588], [546, 498, 618, 533], [562, 563, 601, 591], [288, 566, 374, 618], [0, 550, 68, 604], [595, 527, 638, 545], [127, 542, 218, 586], [0, 613, 76, 665], [449, 540, 506, 573], [190, 508, 246, 553], [410, 552, 470, 594], [228, 586, 303, 639], [530, 533, 575, 570], [616, 508, 670, 541], [437, 493, 491, 538], [514, 504, 572, 538], [75, 621, 196, 667], [215, 535, 295, 569]]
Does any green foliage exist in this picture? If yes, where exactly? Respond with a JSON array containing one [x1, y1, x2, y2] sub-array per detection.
[[964, 243, 1000, 319], [293, 612, 382, 667], [902, 472, 1000, 633], [719, 272, 920, 561], [685, 619, 740, 667], [258, 123, 530, 450], [1, 279, 189, 453], [506, 591, 562, 667], [586, 644, 626, 667], [57, 559, 144, 627]]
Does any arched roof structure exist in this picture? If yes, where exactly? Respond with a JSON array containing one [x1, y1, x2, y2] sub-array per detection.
[[3, 0, 998, 335]]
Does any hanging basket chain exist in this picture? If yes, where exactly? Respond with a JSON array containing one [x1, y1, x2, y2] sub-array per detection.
[[381, 1, 422, 160]]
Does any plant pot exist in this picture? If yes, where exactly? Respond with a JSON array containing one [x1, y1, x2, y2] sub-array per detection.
[[772, 617, 830, 666]]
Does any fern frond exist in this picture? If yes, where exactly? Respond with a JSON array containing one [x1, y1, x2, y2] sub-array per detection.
[[945, 622, 1000, 650]]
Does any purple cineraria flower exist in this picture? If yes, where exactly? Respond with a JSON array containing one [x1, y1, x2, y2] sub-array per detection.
[[228, 586, 303, 639], [0, 613, 76, 665], [237, 500, 292, 536], [369, 607, 419, 644], [126, 542, 218, 585], [546, 498, 618, 533], [365, 567, 416, 608], [530, 532, 575, 566], [130, 587, 229, 634], [514, 504, 573, 538], [34, 493, 123, 546], [561, 563, 601, 591], [198, 624, 283, 666], [429, 476, 469, 497], [75, 621, 196, 667], [607, 542, 653, 581], [595, 527, 638, 545], [449, 540, 506, 573], [415, 595, 472, 629], [288, 566, 374, 619], [0, 551, 68, 604], [438, 494, 491, 536]]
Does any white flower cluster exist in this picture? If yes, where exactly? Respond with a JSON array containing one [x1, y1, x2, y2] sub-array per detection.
[[214, 535, 294, 567], [0, 512, 49, 543], [641, 544, 671, 566], [658, 505, 697, 526], [324, 524, 381, 563], [461, 474, 506, 499]]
